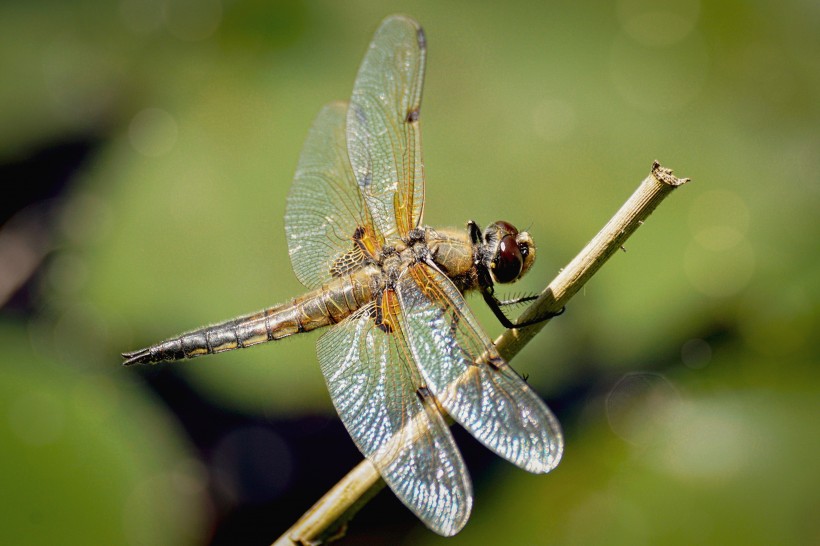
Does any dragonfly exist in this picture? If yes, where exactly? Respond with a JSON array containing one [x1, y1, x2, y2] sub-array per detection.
[[123, 15, 563, 536]]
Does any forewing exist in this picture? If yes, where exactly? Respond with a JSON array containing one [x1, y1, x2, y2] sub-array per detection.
[[396, 264, 564, 473], [285, 102, 383, 290], [317, 298, 472, 536], [347, 15, 426, 241]]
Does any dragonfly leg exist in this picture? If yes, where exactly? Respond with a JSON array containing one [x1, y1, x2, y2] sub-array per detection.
[[467, 220, 482, 245], [482, 288, 565, 329], [496, 293, 539, 306], [516, 305, 565, 327]]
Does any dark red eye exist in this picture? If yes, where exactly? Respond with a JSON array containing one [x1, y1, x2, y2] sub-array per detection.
[[493, 220, 518, 235], [494, 234, 524, 283]]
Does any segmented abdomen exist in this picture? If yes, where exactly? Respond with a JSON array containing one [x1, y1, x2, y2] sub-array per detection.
[[122, 267, 379, 365]]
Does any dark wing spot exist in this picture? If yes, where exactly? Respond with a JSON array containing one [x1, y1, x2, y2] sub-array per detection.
[[330, 248, 364, 278], [359, 171, 372, 189], [487, 353, 505, 370], [373, 291, 398, 334], [330, 226, 378, 277], [406, 109, 420, 123], [415, 386, 431, 401], [351, 103, 367, 125], [366, 303, 379, 320], [416, 27, 426, 50], [374, 304, 393, 334]]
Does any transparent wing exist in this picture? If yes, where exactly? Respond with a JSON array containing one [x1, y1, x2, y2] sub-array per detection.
[[396, 264, 564, 473], [285, 102, 383, 290], [347, 15, 426, 242], [317, 297, 472, 536]]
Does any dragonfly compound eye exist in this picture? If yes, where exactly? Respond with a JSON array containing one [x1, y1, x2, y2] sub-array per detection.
[[493, 234, 524, 283], [492, 220, 519, 236]]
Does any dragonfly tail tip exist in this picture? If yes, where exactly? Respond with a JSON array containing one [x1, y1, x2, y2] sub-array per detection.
[[121, 349, 150, 366]]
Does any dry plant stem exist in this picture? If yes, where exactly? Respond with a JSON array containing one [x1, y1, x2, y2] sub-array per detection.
[[274, 161, 689, 546], [271, 460, 384, 546], [495, 160, 689, 360]]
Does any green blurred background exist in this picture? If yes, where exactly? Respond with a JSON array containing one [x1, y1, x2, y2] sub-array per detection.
[[1, 0, 817, 544]]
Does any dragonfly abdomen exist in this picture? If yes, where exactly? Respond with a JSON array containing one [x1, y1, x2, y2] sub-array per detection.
[[121, 306, 296, 365], [122, 269, 378, 366]]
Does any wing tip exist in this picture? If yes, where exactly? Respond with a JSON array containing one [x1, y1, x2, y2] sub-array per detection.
[[378, 14, 425, 50], [526, 433, 565, 474], [416, 26, 427, 50], [422, 493, 473, 537]]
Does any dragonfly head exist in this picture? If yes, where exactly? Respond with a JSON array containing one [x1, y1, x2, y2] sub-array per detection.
[[483, 220, 536, 284]]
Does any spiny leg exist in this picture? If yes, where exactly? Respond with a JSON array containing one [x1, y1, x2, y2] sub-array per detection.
[[482, 287, 565, 329]]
